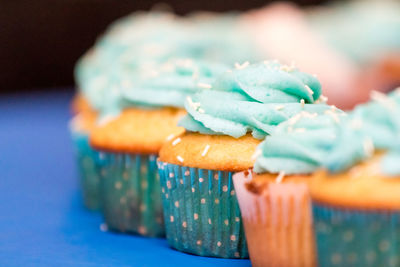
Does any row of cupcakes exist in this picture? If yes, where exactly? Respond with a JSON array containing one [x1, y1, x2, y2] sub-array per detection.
[[69, 8, 400, 267], [71, 57, 400, 265]]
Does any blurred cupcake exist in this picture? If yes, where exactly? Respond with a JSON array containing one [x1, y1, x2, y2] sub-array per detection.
[[311, 155, 400, 267], [157, 61, 330, 258], [234, 108, 354, 267], [72, 11, 241, 213], [307, 0, 400, 102], [69, 109, 104, 210], [69, 93, 104, 210], [89, 57, 228, 237], [311, 89, 400, 267]]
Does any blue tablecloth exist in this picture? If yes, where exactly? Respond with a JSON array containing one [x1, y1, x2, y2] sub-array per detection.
[[0, 90, 251, 267]]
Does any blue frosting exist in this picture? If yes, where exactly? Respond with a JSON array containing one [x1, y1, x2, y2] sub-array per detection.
[[350, 90, 400, 176], [254, 111, 369, 174], [179, 61, 328, 139], [74, 12, 260, 114]]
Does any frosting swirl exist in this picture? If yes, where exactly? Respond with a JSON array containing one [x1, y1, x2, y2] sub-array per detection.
[[350, 90, 400, 150], [254, 111, 370, 174], [179, 61, 327, 139], [75, 12, 260, 114], [350, 89, 400, 176]]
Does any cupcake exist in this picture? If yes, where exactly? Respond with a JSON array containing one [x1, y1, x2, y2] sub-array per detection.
[[88, 57, 228, 237], [73, 11, 241, 213], [69, 93, 103, 210], [233, 107, 354, 267], [311, 89, 400, 267], [311, 155, 400, 267], [157, 61, 331, 258]]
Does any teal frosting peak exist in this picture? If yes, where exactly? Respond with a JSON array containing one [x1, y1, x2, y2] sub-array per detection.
[[179, 61, 327, 139], [254, 89, 400, 176], [350, 90, 400, 150], [254, 111, 370, 174], [351, 89, 400, 176]]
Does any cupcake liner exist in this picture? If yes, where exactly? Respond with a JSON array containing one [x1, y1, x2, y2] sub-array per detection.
[[71, 130, 103, 210], [99, 153, 164, 237], [313, 203, 400, 267], [233, 171, 316, 267], [157, 161, 248, 258]]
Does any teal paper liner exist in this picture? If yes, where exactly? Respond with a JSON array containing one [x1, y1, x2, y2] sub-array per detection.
[[100, 153, 164, 237], [71, 130, 102, 210], [158, 161, 248, 258], [313, 203, 400, 267]]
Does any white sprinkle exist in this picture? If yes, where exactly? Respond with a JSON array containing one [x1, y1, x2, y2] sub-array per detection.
[[370, 90, 387, 102], [305, 85, 314, 95], [350, 118, 363, 129], [288, 111, 317, 126], [177, 156, 184, 163], [121, 79, 132, 89], [294, 128, 306, 133], [300, 99, 305, 108], [251, 149, 262, 160], [172, 138, 181, 146], [324, 109, 340, 123], [370, 90, 395, 109], [315, 95, 328, 104], [275, 171, 285, 183], [186, 96, 201, 110], [279, 64, 293, 72], [192, 70, 199, 80], [197, 82, 212, 89], [275, 105, 285, 111], [363, 138, 374, 157], [201, 145, 210, 157], [97, 114, 116, 126], [198, 108, 205, 114], [234, 61, 250, 70], [166, 134, 175, 141]]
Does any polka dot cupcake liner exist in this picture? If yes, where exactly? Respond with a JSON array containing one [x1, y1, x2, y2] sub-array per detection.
[[99, 153, 164, 237], [157, 161, 248, 259], [313, 203, 400, 267], [71, 130, 103, 210], [233, 171, 316, 267]]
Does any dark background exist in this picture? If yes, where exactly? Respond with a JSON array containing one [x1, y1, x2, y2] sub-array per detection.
[[1, 0, 326, 94]]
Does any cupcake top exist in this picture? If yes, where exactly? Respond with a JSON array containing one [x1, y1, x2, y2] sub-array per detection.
[[179, 61, 330, 139], [87, 57, 229, 116], [310, 154, 400, 210], [351, 90, 400, 150], [253, 110, 370, 175], [75, 12, 260, 114], [350, 89, 400, 176]]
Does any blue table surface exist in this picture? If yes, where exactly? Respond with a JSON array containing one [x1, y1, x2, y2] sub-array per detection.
[[0, 90, 251, 267]]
